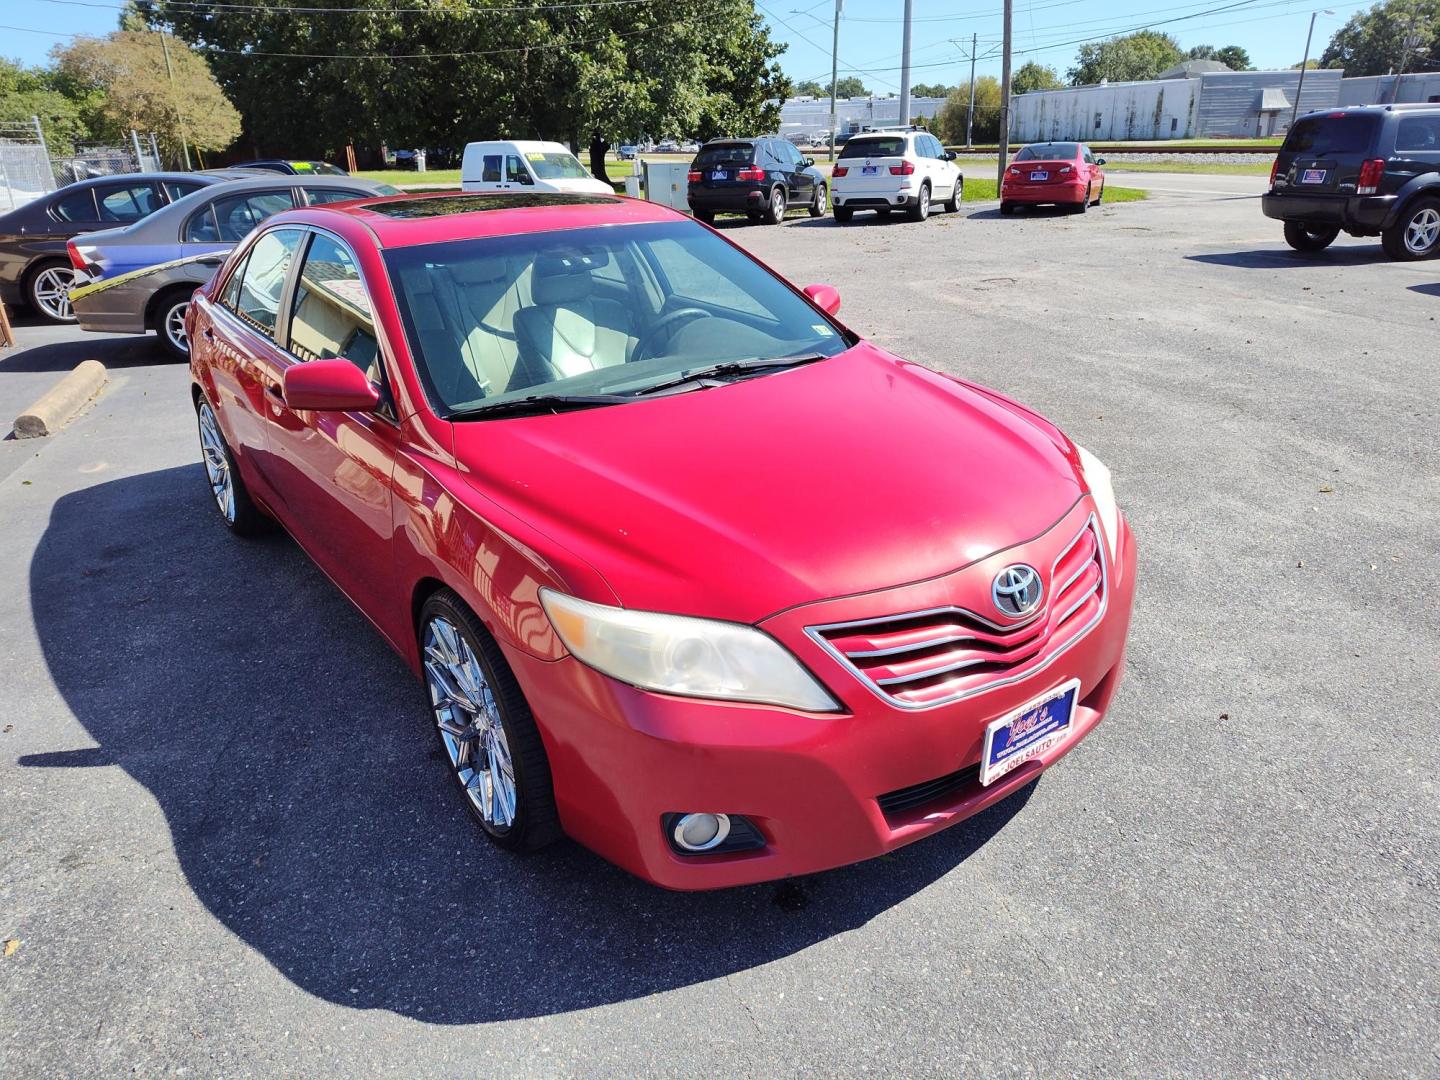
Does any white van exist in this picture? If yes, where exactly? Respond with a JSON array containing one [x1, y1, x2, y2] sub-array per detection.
[[460, 140, 613, 195]]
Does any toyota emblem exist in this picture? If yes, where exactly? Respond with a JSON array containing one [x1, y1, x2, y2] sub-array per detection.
[[992, 564, 1043, 618]]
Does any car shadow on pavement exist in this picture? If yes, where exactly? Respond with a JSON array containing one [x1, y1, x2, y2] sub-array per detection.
[[1186, 247, 1392, 269], [24, 464, 1035, 1025], [0, 332, 164, 373], [1406, 281, 1440, 296]]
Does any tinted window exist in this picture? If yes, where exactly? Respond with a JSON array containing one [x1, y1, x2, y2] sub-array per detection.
[[164, 180, 205, 202], [1016, 143, 1079, 161], [481, 155, 503, 183], [305, 188, 368, 205], [229, 228, 303, 337], [1283, 114, 1380, 155], [386, 221, 848, 414], [696, 143, 755, 167], [50, 188, 98, 222], [288, 233, 381, 382], [96, 183, 161, 222], [186, 189, 296, 243], [840, 137, 905, 158], [1395, 115, 1440, 152]]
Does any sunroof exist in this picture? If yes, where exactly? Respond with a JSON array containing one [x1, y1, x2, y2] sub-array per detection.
[[359, 193, 620, 218]]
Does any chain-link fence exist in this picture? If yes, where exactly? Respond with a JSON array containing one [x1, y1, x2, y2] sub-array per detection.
[[0, 118, 166, 212]]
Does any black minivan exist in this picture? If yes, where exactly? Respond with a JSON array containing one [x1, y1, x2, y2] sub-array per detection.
[[686, 137, 829, 225], [1262, 105, 1440, 259]]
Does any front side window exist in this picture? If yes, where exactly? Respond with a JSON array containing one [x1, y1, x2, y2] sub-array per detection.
[[505, 155, 536, 186], [230, 228, 303, 338], [50, 188, 99, 222], [185, 189, 296, 243], [525, 152, 589, 180], [386, 220, 852, 415], [287, 233, 382, 383]]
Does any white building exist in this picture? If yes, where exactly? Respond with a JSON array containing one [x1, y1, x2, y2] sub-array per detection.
[[776, 96, 947, 141]]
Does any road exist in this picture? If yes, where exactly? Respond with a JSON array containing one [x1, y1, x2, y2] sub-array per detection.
[[0, 184, 1436, 1078]]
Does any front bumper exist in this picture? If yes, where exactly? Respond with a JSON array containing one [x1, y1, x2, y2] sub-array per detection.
[[507, 502, 1137, 890], [1001, 179, 1087, 204], [1260, 191, 1395, 234]]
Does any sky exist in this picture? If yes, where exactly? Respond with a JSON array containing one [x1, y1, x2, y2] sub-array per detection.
[[1, 0, 1373, 86]]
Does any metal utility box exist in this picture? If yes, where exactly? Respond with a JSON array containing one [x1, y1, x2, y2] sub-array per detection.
[[643, 161, 692, 213]]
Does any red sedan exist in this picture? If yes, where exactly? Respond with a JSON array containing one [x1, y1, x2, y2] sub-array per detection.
[[1001, 142, 1107, 214], [188, 191, 1136, 889]]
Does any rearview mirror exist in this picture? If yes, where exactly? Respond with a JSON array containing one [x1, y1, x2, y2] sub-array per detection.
[[803, 283, 841, 316], [283, 358, 380, 412]]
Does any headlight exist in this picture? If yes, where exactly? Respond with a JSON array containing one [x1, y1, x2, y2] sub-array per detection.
[[539, 590, 840, 713], [1075, 444, 1121, 560]]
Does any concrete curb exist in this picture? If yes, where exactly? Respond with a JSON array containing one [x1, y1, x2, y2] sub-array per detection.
[[12, 359, 108, 439]]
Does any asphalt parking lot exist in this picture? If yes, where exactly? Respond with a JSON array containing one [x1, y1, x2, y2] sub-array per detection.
[[1, 174, 1436, 1077]]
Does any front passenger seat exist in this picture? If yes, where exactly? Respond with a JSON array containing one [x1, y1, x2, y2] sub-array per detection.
[[513, 251, 634, 387]]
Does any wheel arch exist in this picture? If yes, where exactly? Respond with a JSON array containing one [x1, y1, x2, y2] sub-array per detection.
[[145, 281, 199, 332]]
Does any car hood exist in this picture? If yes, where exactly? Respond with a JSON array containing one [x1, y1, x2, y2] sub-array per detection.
[[544, 177, 616, 195], [454, 343, 1085, 623]]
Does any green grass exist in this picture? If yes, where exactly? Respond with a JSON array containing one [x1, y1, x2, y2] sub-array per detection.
[[1100, 159, 1273, 175]]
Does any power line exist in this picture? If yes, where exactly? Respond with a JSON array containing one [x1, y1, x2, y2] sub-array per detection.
[[32, 0, 669, 13]]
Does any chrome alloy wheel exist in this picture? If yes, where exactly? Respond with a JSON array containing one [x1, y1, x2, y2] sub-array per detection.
[[423, 615, 517, 831], [32, 265, 77, 321], [164, 300, 190, 355], [1405, 207, 1440, 254], [197, 402, 235, 523]]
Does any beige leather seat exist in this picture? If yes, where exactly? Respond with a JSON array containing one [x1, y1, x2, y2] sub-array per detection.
[[513, 251, 634, 386]]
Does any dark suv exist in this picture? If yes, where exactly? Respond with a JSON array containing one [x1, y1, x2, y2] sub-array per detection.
[[1262, 105, 1440, 259], [686, 137, 828, 225]]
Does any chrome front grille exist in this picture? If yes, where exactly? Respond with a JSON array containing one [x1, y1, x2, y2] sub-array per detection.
[[808, 516, 1106, 710]]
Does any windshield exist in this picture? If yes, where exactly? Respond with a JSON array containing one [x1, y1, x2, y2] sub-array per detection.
[[1015, 143, 1078, 161], [840, 137, 905, 158], [385, 220, 851, 415], [696, 143, 755, 167], [527, 152, 590, 180], [1283, 114, 1380, 156]]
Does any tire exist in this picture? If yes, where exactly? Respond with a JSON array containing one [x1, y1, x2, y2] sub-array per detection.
[[833, 205, 853, 223], [1381, 197, 1440, 261], [693, 209, 715, 225], [26, 259, 78, 323], [1000, 201, 1015, 216], [153, 289, 193, 361], [1094, 182, 1104, 206], [1284, 220, 1340, 253], [418, 589, 562, 853], [195, 397, 269, 536], [908, 182, 931, 222], [944, 179, 962, 213], [763, 185, 787, 225], [809, 184, 828, 217], [1074, 187, 1090, 214], [746, 211, 764, 224]]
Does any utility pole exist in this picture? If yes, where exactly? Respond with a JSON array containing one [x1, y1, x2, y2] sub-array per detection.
[[966, 32, 978, 147], [897, 0, 913, 129], [1291, 9, 1334, 128], [159, 31, 192, 171], [1394, 19, 1422, 102], [998, 0, 1012, 191], [828, 0, 842, 161]]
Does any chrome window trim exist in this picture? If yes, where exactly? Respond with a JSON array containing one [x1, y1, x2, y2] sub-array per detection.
[[804, 511, 1109, 712]]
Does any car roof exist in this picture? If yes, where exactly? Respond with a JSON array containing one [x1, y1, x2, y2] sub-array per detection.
[[58, 171, 232, 191], [273, 191, 681, 248], [702, 137, 760, 145]]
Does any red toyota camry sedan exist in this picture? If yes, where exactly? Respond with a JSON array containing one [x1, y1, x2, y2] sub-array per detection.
[[187, 191, 1136, 889], [1000, 141, 1106, 214]]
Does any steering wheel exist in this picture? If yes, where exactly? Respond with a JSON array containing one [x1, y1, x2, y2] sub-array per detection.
[[632, 307, 710, 364]]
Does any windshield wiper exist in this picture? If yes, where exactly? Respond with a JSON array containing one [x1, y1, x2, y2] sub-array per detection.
[[448, 393, 632, 420], [632, 353, 829, 397]]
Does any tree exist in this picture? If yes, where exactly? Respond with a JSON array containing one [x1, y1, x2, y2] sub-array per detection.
[[1067, 30, 1184, 85], [0, 58, 92, 155], [1186, 44, 1217, 59], [911, 82, 952, 98], [1213, 45, 1253, 70], [792, 79, 826, 97], [933, 77, 1001, 144], [1320, 0, 1440, 76], [1012, 62, 1063, 94], [51, 31, 240, 160], [833, 76, 868, 98]]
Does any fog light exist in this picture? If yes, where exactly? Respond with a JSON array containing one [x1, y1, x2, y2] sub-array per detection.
[[672, 812, 731, 852]]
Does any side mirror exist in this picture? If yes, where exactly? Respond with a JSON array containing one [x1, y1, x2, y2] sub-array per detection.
[[1095, 157, 1106, 165], [282, 358, 380, 412], [802, 157, 815, 168], [944, 150, 957, 161], [803, 283, 841, 316]]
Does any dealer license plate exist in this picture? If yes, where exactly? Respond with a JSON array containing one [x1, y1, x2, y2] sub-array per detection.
[[1300, 169, 1327, 184], [862, 164, 879, 175], [711, 170, 728, 180], [980, 678, 1080, 786], [1030, 170, 1048, 181]]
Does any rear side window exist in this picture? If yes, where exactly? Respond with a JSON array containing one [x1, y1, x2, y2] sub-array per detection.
[[227, 228, 304, 338], [186, 189, 296, 243], [305, 188, 366, 205], [1283, 114, 1380, 155], [164, 180, 205, 202], [840, 137, 905, 159], [481, 155, 503, 182], [50, 188, 98, 222], [696, 143, 755, 167], [1395, 115, 1440, 152]]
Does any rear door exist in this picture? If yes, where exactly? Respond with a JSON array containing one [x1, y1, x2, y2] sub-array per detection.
[[777, 139, 815, 205], [1276, 113, 1382, 194]]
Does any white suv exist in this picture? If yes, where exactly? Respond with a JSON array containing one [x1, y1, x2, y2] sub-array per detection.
[[830, 131, 962, 222]]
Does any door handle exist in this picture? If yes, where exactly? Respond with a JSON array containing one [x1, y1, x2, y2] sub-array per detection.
[[265, 381, 284, 400], [202, 327, 214, 341]]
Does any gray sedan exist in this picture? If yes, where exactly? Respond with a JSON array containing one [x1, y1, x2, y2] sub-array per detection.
[[70, 174, 397, 358]]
